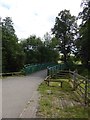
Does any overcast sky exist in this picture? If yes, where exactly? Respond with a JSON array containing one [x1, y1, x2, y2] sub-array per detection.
[[0, 0, 82, 39]]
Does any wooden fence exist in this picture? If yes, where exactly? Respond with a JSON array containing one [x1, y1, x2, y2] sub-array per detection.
[[46, 65, 90, 106], [69, 70, 90, 106]]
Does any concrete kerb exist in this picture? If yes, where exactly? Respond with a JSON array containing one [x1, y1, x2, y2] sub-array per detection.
[[19, 90, 40, 118]]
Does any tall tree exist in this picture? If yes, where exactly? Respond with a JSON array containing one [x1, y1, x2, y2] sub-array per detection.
[[3, 17, 15, 35], [2, 17, 25, 72], [76, 0, 90, 67], [52, 10, 77, 65]]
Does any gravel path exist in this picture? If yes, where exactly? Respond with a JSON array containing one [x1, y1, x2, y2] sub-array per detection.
[[2, 70, 47, 118]]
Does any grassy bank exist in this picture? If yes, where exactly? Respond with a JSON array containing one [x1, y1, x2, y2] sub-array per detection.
[[37, 80, 89, 118]]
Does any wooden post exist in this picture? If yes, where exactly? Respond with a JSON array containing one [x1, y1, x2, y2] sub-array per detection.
[[68, 69, 70, 81], [47, 67, 49, 76], [73, 71, 75, 90], [73, 70, 77, 90], [61, 81, 63, 88], [47, 80, 49, 86], [51, 68, 52, 77], [85, 79, 88, 105]]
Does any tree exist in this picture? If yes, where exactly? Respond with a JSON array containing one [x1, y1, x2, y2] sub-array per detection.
[[3, 17, 15, 35], [2, 17, 25, 72], [37, 45, 59, 63], [44, 32, 51, 47], [21, 35, 59, 64], [76, 0, 90, 68], [52, 10, 77, 65], [49, 37, 59, 49], [21, 35, 43, 64]]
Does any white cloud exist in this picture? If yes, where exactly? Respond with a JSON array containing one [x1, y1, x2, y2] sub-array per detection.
[[0, 0, 82, 39]]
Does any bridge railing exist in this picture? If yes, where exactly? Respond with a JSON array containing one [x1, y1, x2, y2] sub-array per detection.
[[47, 64, 66, 77], [22, 63, 57, 75]]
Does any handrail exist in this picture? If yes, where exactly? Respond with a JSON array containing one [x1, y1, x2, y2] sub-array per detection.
[[23, 63, 57, 75]]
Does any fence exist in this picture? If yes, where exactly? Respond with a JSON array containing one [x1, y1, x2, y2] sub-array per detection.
[[46, 65, 90, 106], [69, 70, 90, 106], [22, 63, 57, 75], [47, 64, 66, 77]]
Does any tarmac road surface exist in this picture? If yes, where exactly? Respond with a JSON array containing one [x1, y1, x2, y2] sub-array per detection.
[[2, 70, 47, 118]]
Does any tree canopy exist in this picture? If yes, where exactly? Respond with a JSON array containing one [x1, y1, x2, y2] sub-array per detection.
[[76, 0, 90, 68], [2, 0, 89, 72], [21, 35, 59, 64], [52, 10, 77, 64], [2, 17, 25, 72]]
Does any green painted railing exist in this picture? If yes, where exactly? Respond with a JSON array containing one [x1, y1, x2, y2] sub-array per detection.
[[47, 64, 66, 76], [22, 63, 57, 75]]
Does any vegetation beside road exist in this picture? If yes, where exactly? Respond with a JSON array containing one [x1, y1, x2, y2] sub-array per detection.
[[37, 81, 88, 118], [1, 0, 90, 74]]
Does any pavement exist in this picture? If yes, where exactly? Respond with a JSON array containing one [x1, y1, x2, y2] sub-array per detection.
[[2, 70, 47, 118]]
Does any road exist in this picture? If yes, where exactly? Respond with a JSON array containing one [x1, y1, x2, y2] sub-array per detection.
[[2, 70, 47, 118]]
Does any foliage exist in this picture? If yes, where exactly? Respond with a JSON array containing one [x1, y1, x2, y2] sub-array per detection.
[[21, 35, 43, 64], [37, 45, 59, 63], [2, 1, 89, 72], [52, 10, 77, 64], [37, 81, 88, 118], [2, 17, 25, 72], [44, 32, 51, 47], [21, 36, 59, 64], [49, 37, 59, 49], [76, 0, 90, 68], [2, 17, 59, 73]]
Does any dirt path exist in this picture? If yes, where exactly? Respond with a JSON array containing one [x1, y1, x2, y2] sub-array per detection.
[[2, 70, 47, 118]]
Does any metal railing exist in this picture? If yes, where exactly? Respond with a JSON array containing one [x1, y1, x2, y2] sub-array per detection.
[[22, 63, 57, 75]]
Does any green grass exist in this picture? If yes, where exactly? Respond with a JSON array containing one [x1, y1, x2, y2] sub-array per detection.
[[60, 106, 89, 118], [37, 80, 89, 118]]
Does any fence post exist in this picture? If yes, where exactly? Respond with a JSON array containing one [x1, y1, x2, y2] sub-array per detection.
[[85, 79, 88, 105], [73, 70, 77, 90], [47, 67, 49, 76]]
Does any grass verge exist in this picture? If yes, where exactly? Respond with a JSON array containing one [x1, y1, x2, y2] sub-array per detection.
[[37, 80, 89, 118]]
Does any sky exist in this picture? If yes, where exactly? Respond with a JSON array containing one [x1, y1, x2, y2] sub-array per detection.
[[0, 0, 82, 40]]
